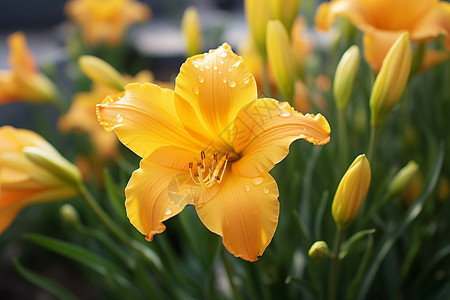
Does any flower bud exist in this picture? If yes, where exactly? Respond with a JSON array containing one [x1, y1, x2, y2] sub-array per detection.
[[266, 20, 296, 101], [387, 161, 419, 198], [438, 176, 449, 203], [78, 55, 125, 91], [23, 146, 82, 188], [60, 204, 81, 230], [245, 0, 271, 59], [269, 0, 300, 33], [308, 241, 329, 259], [181, 6, 202, 57], [332, 154, 371, 229], [333, 45, 360, 110], [370, 32, 412, 126]]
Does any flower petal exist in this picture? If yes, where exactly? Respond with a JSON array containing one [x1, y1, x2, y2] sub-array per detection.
[[97, 83, 202, 159], [411, 2, 450, 49], [174, 43, 258, 141], [195, 171, 279, 261], [231, 99, 330, 178], [125, 159, 218, 241]]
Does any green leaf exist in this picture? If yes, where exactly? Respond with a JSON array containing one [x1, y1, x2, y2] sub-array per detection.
[[356, 142, 444, 300], [103, 168, 126, 220], [339, 229, 376, 259], [24, 233, 141, 297], [13, 259, 79, 300]]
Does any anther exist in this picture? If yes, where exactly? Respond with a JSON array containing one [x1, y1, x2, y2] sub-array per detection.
[[200, 151, 206, 160], [213, 153, 218, 163], [226, 152, 230, 160], [189, 162, 193, 169]]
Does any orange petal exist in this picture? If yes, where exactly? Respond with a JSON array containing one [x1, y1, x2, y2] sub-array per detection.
[[315, 1, 372, 32], [7, 31, 37, 73], [125, 159, 217, 241], [419, 49, 450, 72], [363, 29, 404, 71], [97, 83, 202, 159], [195, 171, 279, 262], [231, 99, 330, 178], [411, 2, 450, 49], [174, 43, 258, 141]]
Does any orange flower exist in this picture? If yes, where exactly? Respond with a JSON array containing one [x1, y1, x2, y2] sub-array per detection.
[[316, 0, 450, 71], [0, 32, 58, 105], [59, 70, 154, 160], [65, 0, 151, 46], [97, 43, 331, 261], [0, 126, 81, 234]]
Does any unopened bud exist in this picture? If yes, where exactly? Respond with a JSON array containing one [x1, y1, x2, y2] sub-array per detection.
[[333, 45, 360, 110], [387, 161, 419, 198], [308, 241, 329, 259], [245, 0, 270, 59], [332, 154, 371, 229], [266, 20, 296, 101], [60, 204, 80, 229], [181, 7, 202, 57], [23, 146, 82, 188], [370, 32, 412, 126], [78, 55, 125, 91], [269, 0, 300, 33]]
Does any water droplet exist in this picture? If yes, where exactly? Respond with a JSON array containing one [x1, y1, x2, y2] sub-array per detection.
[[213, 66, 218, 70], [244, 185, 251, 192], [194, 63, 199, 68], [222, 78, 227, 84], [205, 65, 210, 70], [220, 52, 227, 58], [279, 110, 291, 117], [228, 68, 232, 72], [218, 71, 222, 75], [243, 77, 250, 84], [165, 207, 172, 215], [232, 61, 241, 68], [252, 177, 263, 186], [193, 87, 199, 95], [278, 101, 288, 108], [263, 187, 269, 194], [220, 61, 224, 65], [228, 80, 236, 88], [116, 113, 124, 123], [198, 76, 204, 83]]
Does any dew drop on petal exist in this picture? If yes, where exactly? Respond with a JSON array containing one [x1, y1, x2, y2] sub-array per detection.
[[198, 76, 204, 83], [243, 77, 250, 84], [220, 52, 227, 58], [220, 61, 224, 65], [278, 101, 288, 108], [193, 86, 200, 95], [116, 113, 124, 123], [244, 185, 251, 192], [194, 63, 199, 68], [222, 78, 227, 84], [213, 66, 218, 70], [228, 80, 236, 88], [165, 207, 172, 215], [218, 71, 222, 75], [205, 65, 210, 70], [252, 177, 263, 186], [279, 110, 291, 117], [228, 68, 232, 72], [263, 187, 269, 194]]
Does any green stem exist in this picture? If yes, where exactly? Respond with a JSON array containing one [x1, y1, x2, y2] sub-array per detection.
[[329, 228, 344, 300], [367, 124, 379, 163], [78, 184, 130, 245], [338, 109, 349, 175]]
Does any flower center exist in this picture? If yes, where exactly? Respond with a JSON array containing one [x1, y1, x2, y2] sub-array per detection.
[[189, 151, 230, 188]]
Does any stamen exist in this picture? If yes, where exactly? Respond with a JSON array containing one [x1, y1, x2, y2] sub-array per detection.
[[189, 151, 230, 187]]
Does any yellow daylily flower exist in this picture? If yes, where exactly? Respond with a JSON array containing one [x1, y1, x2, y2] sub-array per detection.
[[0, 32, 58, 105], [97, 43, 331, 261], [65, 0, 151, 46], [0, 126, 81, 235], [316, 0, 450, 71], [59, 70, 154, 160]]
